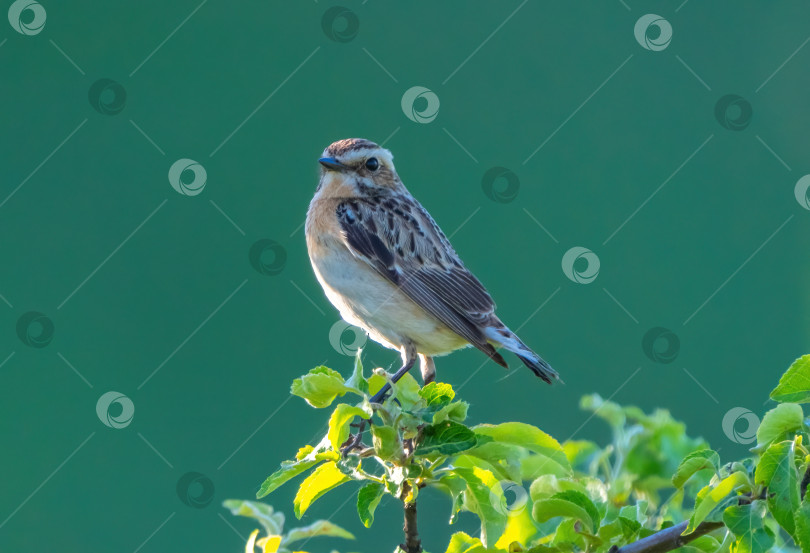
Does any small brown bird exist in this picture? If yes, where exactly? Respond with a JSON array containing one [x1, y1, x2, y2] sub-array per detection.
[[306, 138, 558, 402]]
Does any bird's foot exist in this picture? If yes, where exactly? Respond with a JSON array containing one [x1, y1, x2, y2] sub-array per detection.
[[341, 418, 369, 456], [369, 385, 399, 406], [341, 383, 402, 456]]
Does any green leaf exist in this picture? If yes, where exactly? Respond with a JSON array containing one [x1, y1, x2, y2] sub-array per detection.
[[495, 503, 537, 550], [722, 501, 776, 553], [433, 401, 470, 424], [563, 440, 599, 471], [393, 372, 422, 409], [474, 422, 571, 478], [464, 441, 522, 482], [327, 404, 369, 451], [356, 482, 384, 528], [420, 382, 455, 406], [257, 437, 339, 498], [795, 500, 810, 553], [437, 473, 467, 525], [294, 444, 314, 460], [770, 355, 810, 403], [368, 372, 387, 397], [580, 394, 626, 429], [371, 424, 403, 460], [619, 501, 649, 526], [673, 449, 720, 488], [284, 519, 355, 544], [444, 531, 486, 553], [756, 403, 804, 448], [453, 466, 508, 548], [345, 350, 369, 395], [257, 458, 320, 499], [293, 461, 351, 518], [550, 517, 587, 549], [620, 406, 709, 488], [222, 499, 285, 536], [529, 474, 591, 502], [754, 439, 800, 536], [532, 490, 600, 533], [416, 421, 480, 456], [684, 534, 722, 553], [686, 471, 749, 533], [291, 366, 359, 408], [453, 453, 519, 494], [598, 516, 641, 542]]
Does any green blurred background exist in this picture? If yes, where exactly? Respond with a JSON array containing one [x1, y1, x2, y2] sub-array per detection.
[[1, 1, 809, 551]]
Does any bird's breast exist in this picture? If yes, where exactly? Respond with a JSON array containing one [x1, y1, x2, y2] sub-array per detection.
[[305, 198, 467, 355]]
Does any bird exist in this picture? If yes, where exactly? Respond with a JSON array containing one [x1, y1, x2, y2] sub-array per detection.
[[305, 138, 559, 404]]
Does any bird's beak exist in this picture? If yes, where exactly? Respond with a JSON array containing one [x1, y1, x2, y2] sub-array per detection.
[[319, 157, 347, 172]]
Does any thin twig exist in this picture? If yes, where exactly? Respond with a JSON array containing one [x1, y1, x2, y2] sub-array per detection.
[[613, 521, 724, 553], [401, 483, 422, 553]]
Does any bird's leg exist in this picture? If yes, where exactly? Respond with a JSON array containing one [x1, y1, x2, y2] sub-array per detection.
[[419, 354, 436, 385], [341, 419, 368, 455], [343, 344, 417, 456], [369, 343, 417, 405]]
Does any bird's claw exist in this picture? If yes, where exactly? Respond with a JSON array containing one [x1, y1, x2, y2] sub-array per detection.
[[340, 432, 364, 456], [341, 418, 370, 456]]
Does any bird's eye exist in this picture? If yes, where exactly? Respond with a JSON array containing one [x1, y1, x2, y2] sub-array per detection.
[[365, 157, 379, 171]]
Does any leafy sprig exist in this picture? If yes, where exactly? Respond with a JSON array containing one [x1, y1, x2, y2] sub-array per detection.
[[226, 353, 810, 553]]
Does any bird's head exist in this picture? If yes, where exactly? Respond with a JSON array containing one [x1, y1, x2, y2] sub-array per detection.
[[316, 138, 402, 197]]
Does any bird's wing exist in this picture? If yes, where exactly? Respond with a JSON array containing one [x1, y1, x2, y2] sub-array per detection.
[[335, 195, 507, 367]]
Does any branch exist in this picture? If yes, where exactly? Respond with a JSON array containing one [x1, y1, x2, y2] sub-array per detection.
[[400, 483, 422, 553], [612, 521, 724, 553]]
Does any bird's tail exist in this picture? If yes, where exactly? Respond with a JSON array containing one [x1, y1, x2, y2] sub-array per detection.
[[484, 325, 560, 384]]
